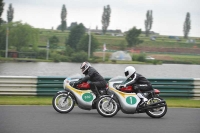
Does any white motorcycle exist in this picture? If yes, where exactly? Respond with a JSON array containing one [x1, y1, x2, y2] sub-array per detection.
[[52, 74, 107, 113], [96, 76, 167, 118]]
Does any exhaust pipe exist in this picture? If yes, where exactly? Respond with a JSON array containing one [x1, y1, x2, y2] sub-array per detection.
[[138, 101, 166, 110], [147, 100, 166, 106]]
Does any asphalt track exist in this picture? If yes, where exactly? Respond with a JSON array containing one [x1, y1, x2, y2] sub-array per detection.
[[0, 106, 199, 133]]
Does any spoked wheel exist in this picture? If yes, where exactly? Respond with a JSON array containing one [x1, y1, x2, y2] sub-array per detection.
[[96, 96, 119, 117], [145, 97, 167, 118], [52, 93, 75, 113]]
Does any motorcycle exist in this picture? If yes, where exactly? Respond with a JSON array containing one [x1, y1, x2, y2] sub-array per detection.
[[96, 76, 167, 118], [52, 74, 107, 113]]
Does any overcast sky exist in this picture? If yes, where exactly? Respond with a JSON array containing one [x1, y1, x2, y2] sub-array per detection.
[[2, 0, 200, 37]]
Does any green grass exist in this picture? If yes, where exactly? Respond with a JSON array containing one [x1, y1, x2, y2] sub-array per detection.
[[165, 98, 200, 108], [0, 96, 200, 108], [38, 29, 200, 48], [0, 96, 52, 105]]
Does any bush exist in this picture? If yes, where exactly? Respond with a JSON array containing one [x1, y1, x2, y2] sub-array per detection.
[[132, 53, 146, 62], [137, 54, 146, 62], [37, 49, 46, 59], [0, 50, 5, 57], [71, 51, 87, 62], [111, 60, 117, 63]]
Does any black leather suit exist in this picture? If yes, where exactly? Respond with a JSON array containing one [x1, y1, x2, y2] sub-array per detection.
[[80, 67, 107, 96], [125, 73, 153, 93]]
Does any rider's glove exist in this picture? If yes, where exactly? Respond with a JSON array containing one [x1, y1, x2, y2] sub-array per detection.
[[78, 78, 83, 84], [116, 84, 126, 90], [73, 81, 79, 87]]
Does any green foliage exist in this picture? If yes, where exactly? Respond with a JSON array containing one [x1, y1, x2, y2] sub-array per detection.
[[183, 12, 191, 39], [7, 3, 14, 22], [111, 60, 117, 63], [8, 22, 39, 51], [49, 35, 59, 49], [50, 52, 70, 62], [125, 27, 143, 47], [0, 0, 4, 25], [102, 5, 111, 34], [0, 25, 6, 50], [145, 10, 153, 37], [61, 4, 67, 31], [37, 49, 46, 59], [0, 50, 4, 57], [66, 23, 86, 49], [119, 40, 127, 50], [61, 21, 67, 31], [65, 45, 74, 56], [77, 34, 99, 55], [71, 51, 87, 62], [132, 53, 146, 62]]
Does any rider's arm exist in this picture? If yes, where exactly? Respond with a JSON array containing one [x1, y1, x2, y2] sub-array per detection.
[[80, 75, 90, 82], [124, 73, 138, 86]]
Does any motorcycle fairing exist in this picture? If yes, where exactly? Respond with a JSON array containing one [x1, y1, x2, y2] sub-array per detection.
[[109, 82, 141, 113], [65, 82, 96, 110]]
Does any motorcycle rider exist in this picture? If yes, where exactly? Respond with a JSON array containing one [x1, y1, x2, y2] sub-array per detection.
[[117, 66, 153, 106], [77, 62, 107, 98]]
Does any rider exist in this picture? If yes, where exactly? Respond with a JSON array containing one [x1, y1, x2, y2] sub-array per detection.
[[77, 62, 107, 98], [118, 66, 153, 106]]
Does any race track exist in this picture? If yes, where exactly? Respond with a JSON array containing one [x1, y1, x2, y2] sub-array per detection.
[[0, 106, 199, 133]]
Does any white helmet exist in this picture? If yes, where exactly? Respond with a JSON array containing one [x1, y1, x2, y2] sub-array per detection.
[[124, 66, 136, 79], [80, 62, 91, 74]]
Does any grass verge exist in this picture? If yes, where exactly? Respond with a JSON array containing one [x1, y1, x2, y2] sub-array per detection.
[[0, 96, 200, 108]]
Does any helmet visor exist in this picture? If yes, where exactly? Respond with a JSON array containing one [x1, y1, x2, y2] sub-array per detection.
[[125, 71, 129, 77]]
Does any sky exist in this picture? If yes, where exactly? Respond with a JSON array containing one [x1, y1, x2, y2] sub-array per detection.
[[2, 0, 200, 37]]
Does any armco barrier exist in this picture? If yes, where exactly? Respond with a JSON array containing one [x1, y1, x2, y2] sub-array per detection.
[[0, 76, 200, 98], [37, 76, 66, 96], [0, 76, 37, 95]]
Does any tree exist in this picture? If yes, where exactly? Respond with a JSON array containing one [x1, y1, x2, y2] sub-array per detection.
[[101, 5, 111, 35], [49, 35, 59, 49], [8, 22, 39, 51], [66, 23, 86, 50], [0, 0, 4, 25], [183, 12, 191, 39], [61, 4, 67, 32], [125, 27, 143, 47], [0, 25, 6, 50], [77, 34, 99, 56], [144, 10, 153, 37], [7, 3, 14, 22]]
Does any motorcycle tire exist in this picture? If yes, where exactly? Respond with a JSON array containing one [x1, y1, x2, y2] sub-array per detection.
[[52, 92, 75, 113], [145, 97, 167, 118], [96, 96, 119, 117]]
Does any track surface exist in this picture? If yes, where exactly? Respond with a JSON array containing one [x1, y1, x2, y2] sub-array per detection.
[[0, 106, 199, 133]]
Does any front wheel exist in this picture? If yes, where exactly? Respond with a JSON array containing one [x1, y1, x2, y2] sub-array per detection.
[[52, 92, 75, 113], [145, 97, 167, 118], [96, 96, 119, 117]]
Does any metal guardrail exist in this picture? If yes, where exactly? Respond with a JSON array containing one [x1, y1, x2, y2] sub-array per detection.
[[0, 76, 200, 98], [0, 76, 37, 95]]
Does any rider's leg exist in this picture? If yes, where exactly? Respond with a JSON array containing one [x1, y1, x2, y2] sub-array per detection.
[[137, 93, 148, 102], [89, 82, 101, 97], [134, 85, 148, 105]]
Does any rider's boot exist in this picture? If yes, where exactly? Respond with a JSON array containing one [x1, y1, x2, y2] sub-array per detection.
[[92, 91, 100, 109], [137, 93, 148, 107]]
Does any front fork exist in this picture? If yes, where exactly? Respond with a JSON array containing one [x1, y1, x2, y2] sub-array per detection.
[[107, 94, 114, 107], [57, 91, 70, 103], [63, 91, 70, 103]]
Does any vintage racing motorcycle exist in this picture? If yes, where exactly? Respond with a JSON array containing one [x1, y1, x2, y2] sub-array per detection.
[[96, 76, 167, 118], [52, 74, 107, 113]]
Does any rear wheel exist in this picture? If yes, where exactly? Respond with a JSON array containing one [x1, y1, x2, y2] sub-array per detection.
[[96, 96, 119, 117], [145, 97, 167, 118], [52, 93, 75, 113]]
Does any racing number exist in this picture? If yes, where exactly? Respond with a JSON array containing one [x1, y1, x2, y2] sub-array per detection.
[[82, 93, 93, 102], [126, 96, 137, 105]]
